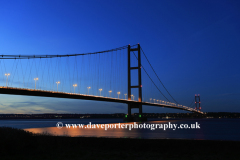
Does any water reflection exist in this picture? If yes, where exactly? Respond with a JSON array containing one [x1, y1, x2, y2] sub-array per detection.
[[9, 119, 240, 141], [25, 121, 172, 139]]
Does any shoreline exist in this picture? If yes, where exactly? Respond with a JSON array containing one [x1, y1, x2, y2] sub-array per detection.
[[24, 127, 240, 142]]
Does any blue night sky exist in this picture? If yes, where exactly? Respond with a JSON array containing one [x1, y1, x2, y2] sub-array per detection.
[[0, 0, 240, 114]]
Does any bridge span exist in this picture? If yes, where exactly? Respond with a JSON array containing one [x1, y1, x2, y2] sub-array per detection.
[[0, 87, 204, 114]]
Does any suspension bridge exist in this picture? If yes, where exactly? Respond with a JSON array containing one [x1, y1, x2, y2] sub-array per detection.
[[0, 44, 204, 120]]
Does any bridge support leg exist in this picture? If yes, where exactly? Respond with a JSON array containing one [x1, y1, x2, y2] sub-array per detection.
[[124, 104, 133, 121], [124, 103, 146, 122], [139, 104, 142, 115], [128, 104, 131, 116], [124, 44, 147, 122]]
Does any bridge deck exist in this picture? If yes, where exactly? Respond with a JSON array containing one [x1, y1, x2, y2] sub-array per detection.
[[0, 87, 204, 114]]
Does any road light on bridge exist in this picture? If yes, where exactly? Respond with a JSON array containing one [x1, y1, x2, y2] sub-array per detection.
[[99, 88, 102, 96], [153, 99, 155, 103], [124, 94, 127, 100], [73, 84, 77, 93], [157, 100, 159, 104], [5, 73, 10, 87], [131, 95, 134, 101], [150, 98, 152, 103], [34, 78, 38, 89], [56, 81, 60, 92], [117, 92, 120, 99], [108, 90, 112, 97], [87, 87, 91, 95]]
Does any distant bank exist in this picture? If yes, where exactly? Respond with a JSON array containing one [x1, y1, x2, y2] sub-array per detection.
[[0, 112, 239, 119]]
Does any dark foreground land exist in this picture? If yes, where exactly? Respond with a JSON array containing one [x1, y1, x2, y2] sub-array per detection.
[[0, 127, 239, 160]]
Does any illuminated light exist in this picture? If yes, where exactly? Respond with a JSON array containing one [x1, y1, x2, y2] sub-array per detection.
[[139, 115, 141, 118], [195, 102, 196, 103], [87, 87, 91, 95], [124, 94, 127, 100], [34, 78, 39, 90], [199, 102, 201, 103], [108, 90, 112, 97], [56, 81, 60, 92], [117, 92, 120, 99], [99, 88, 103, 96], [125, 115, 127, 118], [73, 84, 77, 93], [4, 73, 10, 87], [140, 85, 142, 87]]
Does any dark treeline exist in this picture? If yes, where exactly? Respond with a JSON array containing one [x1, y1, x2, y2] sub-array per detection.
[[0, 112, 239, 119]]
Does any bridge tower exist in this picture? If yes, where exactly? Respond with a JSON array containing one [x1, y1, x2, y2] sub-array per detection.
[[125, 44, 145, 121], [195, 94, 201, 111]]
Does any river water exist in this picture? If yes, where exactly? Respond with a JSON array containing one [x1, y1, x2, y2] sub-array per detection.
[[0, 118, 239, 141]]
